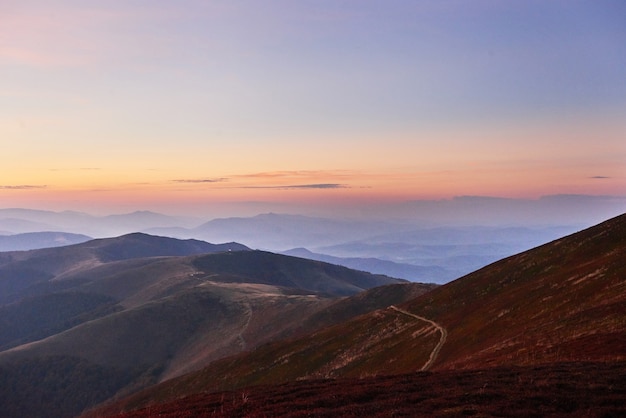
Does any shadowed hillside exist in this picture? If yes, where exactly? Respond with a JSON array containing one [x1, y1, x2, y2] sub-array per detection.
[[0, 234, 417, 418], [0, 233, 249, 304]]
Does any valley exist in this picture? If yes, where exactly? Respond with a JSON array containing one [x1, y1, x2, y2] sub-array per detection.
[[0, 208, 588, 283]]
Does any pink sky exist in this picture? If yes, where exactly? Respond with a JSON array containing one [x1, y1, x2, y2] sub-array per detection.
[[1, 1, 625, 216]]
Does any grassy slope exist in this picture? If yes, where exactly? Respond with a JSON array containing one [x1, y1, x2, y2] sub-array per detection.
[[0, 238, 420, 418], [113, 361, 626, 418], [0, 233, 249, 304], [404, 212, 626, 369], [191, 250, 405, 295], [94, 214, 626, 416]]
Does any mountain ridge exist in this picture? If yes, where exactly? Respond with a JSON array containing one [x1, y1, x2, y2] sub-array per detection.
[[0, 233, 415, 418], [95, 213, 626, 416]]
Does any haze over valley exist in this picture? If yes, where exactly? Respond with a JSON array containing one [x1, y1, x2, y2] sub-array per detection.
[[2, 194, 624, 283]]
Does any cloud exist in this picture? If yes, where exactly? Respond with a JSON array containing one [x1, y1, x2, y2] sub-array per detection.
[[234, 170, 357, 180], [241, 183, 348, 190], [589, 176, 610, 179], [0, 185, 47, 190], [49, 167, 101, 171], [173, 178, 229, 183]]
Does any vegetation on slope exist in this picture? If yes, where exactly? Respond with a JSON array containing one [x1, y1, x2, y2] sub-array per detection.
[[0, 292, 119, 350], [0, 355, 142, 418], [94, 214, 626, 416], [403, 213, 626, 369], [110, 361, 626, 418], [192, 250, 404, 295], [0, 234, 417, 418]]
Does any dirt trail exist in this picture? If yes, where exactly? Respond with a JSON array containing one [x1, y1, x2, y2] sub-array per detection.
[[237, 300, 253, 350], [389, 305, 447, 370]]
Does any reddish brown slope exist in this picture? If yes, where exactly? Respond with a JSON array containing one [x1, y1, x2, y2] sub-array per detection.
[[405, 212, 626, 370], [88, 214, 626, 416], [114, 361, 626, 418]]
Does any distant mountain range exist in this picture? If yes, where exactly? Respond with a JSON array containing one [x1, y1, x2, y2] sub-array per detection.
[[151, 214, 580, 283], [0, 208, 588, 283], [282, 247, 455, 282], [0, 231, 92, 251], [87, 213, 626, 417], [0, 208, 201, 237]]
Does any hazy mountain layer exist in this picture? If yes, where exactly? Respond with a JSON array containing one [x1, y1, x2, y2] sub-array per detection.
[[0, 231, 92, 251], [1, 207, 586, 283]]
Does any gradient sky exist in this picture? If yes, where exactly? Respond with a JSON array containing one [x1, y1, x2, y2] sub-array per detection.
[[2, 0, 625, 216]]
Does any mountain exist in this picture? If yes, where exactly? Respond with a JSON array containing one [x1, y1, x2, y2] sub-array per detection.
[[0, 233, 252, 352], [0, 234, 413, 418], [282, 247, 455, 282], [97, 213, 626, 416], [314, 224, 579, 280], [0, 231, 92, 251], [0, 233, 249, 304], [1, 209, 583, 284], [0, 208, 202, 237], [154, 213, 580, 283], [0, 217, 56, 234], [189, 213, 410, 250]]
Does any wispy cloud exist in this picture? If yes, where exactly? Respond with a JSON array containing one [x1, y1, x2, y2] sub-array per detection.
[[590, 176, 610, 179], [0, 185, 47, 190], [241, 183, 348, 190], [49, 167, 102, 171], [173, 178, 229, 183], [234, 170, 357, 180]]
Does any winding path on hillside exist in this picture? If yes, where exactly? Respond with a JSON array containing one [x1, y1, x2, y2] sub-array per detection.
[[389, 305, 447, 371], [237, 301, 253, 350]]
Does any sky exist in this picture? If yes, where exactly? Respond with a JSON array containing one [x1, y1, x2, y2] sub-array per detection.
[[1, 0, 625, 217]]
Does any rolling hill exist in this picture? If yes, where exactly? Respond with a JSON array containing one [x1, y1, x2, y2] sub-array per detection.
[[0, 233, 416, 418], [95, 213, 626, 416], [0, 233, 248, 304]]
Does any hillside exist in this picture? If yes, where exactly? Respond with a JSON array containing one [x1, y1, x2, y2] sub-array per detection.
[[0, 231, 92, 251], [110, 362, 626, 417], [0, 233, 249, 304], [0, 234, 415, 418], [97, 213, 626, 415]]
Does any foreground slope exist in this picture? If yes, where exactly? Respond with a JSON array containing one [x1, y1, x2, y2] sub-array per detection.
[[113, 362, 626, 417], [98, 213, 626, 415], [407, 212, 626, 369]]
